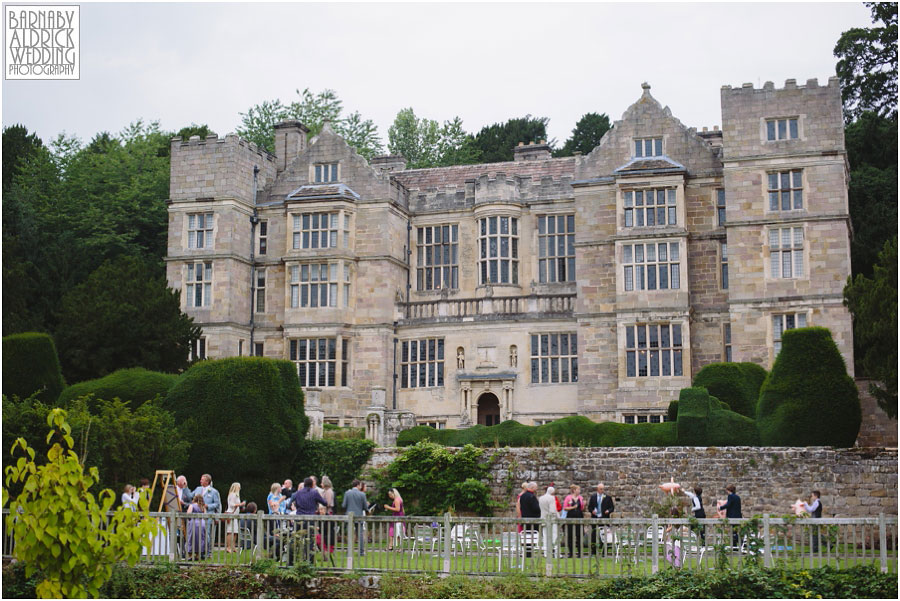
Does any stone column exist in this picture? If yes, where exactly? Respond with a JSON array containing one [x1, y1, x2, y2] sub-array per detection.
[[365, 386, 387, 445], [305, 388, 324, 439]]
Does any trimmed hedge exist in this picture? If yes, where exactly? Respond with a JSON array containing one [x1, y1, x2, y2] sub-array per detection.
[[675, 387, 710, 445], [161, 357, 307, 504], [693, 362, 768, 418], [57, 368, 179, 410], [396, 415, 676, 447], [757, 327, 861, 446], [2, 332, 65, 404], [707, 407, 760, 446], [666, 400, 679, 422]]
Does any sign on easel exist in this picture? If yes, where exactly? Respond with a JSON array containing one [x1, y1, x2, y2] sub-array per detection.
[[145, 469, 177, 558]]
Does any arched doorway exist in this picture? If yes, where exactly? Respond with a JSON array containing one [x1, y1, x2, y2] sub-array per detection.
[[478, 392, 501, 426]]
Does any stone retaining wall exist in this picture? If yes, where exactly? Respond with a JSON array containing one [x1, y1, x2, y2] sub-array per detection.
[[365, 446, 897, 518]]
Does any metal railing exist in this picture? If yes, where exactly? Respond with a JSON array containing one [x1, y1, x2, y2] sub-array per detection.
[[2, 510, 896, 577]]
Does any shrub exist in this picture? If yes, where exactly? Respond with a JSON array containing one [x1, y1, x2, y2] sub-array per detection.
[[2, 332, 65, 404], [373, 442, 495, 515], [707, 408, 760, 446], [161, 357, 307, 504], [757, 327, 861, 446], [693, 362, 768, 418], [667, 400, 678, 421], [57, 368, 178, 410], [396, 415, 676, 448], [675, 387, 710, 445], [291, 438, 375, 505]]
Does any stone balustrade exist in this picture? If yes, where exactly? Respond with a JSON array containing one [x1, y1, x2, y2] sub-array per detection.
[[401, 293, 575, 324]]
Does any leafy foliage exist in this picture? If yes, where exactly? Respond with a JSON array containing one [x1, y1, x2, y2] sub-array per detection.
[[55, 256, 200, 383], [161, 357, 307, 504], [693, 362, 768, 418], [844, 237, 898, 418], [1, 332, 65, 404], [3, 394, 190, 498], [373, 442, 495, 515], [471, 115, 552, 163], [397, 415, 676, 447], [553, 112, 611, 157], [2, 124, 43, 195], [2, 409, 161, 598], [290, 438, 375, 506], [834, 2, 898, 121], [236, 88, 384, 159], [844, 112, 898, 277], [57, 367, 179, 410], [387, 108, 480, 168], [757, 328, 861, 446]]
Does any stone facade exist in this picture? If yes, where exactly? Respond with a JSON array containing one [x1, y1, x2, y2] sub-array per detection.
[[365, 446, 898, 518], [856, 379, 899, 448], [165, 78, 854, 430]]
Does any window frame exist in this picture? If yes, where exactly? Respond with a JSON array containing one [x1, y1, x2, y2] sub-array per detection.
[[720, 241, 729, 290], [716, 188, 726, 226], [765, 117, 800, 141], [255, 268, 266, 313], [400, 338, 445, 389], [292, 212, 341, 250], [622, 241, 681, 292], [624, 323, 685, 378], [416, 224, 459, 291], [289, 261, 349, 309], [530, 332, 578, 385], [185, 261, 212, 308], [768, 226, 804, 279], [314, 163, 339, 183], [190, 337, 206, 361], [767, 169, 803, 212], [536, 214, 576, 283], [289, 337, 345, 388], [723, 322, 732, 362], [478, 216, 519, 285], [257, 220, 268, 256], [187, 212, 214, 249], [633, 137, 664, 158], [623, 188, 677, 228]]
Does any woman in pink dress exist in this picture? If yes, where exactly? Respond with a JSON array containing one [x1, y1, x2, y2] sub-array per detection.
[[384, 488, 405, 550]]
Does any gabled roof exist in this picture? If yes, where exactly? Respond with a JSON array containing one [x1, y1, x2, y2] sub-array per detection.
[[286, 183, 361, 201], [391, 157, 576, 191]]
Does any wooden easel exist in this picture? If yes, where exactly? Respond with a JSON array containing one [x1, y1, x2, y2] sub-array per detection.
[[150, 469, 177, 512]]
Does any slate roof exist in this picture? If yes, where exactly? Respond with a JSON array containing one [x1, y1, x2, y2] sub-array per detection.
[[391, 157, 577, 191], [614, 156, 686, 175], [286, 183, 361, 201]]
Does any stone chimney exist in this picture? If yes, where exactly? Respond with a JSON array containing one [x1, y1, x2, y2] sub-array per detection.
[[513, 140, 552, 162], [370, 154, 407, 174], [273, 120, 309, 172]]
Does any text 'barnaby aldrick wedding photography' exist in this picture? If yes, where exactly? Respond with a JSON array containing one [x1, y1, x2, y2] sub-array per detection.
[[5, 5, 79, 79]]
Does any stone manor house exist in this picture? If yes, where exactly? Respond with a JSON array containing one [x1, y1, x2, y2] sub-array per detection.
[[166, 78, 853, 439]]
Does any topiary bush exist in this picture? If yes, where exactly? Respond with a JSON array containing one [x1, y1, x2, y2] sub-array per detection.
[[667, 400, 679, 422], [757, 327, 861, 446], [675, 387, 711, 445], [707, 408, 760, 446], [161, 357, 307, 504], [693, 362, 768, 418], [291, 438, 375, 506], [2, 332, 65, 404], [57, 368, 179, 411], [396, 415, 676, 447]]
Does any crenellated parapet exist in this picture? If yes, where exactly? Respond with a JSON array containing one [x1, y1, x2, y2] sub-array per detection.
[[169, 133, 277, 205], [408, 171, 575, 213]]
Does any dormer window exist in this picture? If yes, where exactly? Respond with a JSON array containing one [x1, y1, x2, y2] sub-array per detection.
[[314, 163, 339, 183], [766, 118, 799, 141], [624, 188, 676, 227], [634, 137, 663, 158]]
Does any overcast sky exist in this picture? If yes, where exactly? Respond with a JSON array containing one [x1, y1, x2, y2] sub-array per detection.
[[2, 2, 873, 150]]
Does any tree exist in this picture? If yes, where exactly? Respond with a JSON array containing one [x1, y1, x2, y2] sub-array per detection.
[[844, 112, 898, 277], [844, 237, 898, 418], [237, 88, 383, 159], [553, 112, 611, 157], [2, 124, 43, 195], [387, 109, 481, 169], [471, 115, 552, 163], [834, 2, 898, 121], [2, 408, 160, 598], [435, 116, 481, 166], [55, 256, 200, 384]]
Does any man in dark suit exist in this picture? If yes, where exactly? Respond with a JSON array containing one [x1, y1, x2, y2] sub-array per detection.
[[588, 482, 614, 555], [719, 484, 742, 548], [519, 482, 541, 557]]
